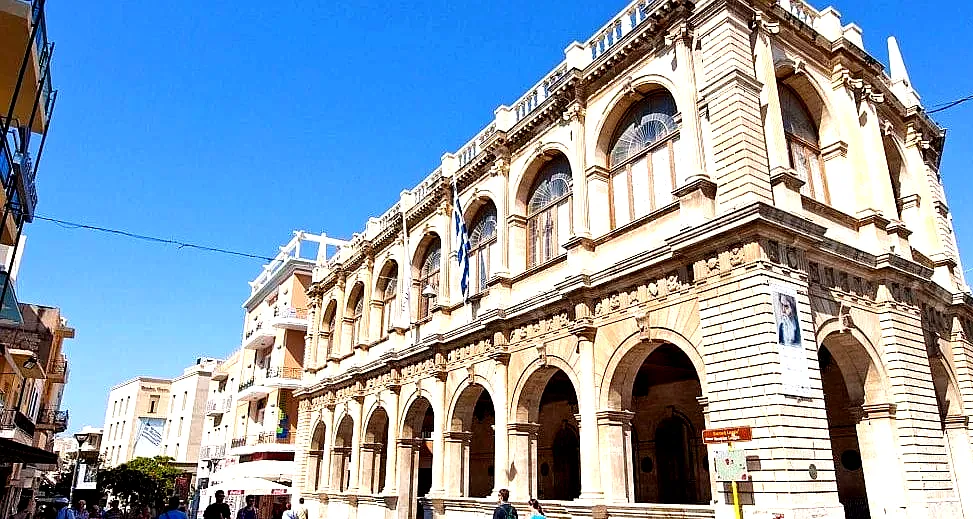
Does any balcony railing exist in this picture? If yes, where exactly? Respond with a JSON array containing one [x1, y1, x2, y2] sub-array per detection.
[[0, 408, 35, 437], [35, 408, 67, 433], [273, 307, 307, 319], [230, 433, 295, 450], [266, 366, 302, 380], [238, 377, 256, 392], [205, 395, 231, 415]]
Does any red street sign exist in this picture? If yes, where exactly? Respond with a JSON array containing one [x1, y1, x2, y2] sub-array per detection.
[[702, 426, 752, 444], [270, 489, 289, 495]]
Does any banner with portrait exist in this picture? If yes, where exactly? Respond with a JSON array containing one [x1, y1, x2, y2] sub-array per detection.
[[771, 284, 812, 397]]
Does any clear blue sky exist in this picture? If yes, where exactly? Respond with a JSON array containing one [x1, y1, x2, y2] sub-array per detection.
[[22, 1, 973, 432]]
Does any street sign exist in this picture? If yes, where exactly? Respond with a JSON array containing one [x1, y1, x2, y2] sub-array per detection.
[[702, 426, 752, 444], [713, 448, 749, 482]]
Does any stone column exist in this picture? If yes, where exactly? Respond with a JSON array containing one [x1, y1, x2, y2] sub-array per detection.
[[668, 22, 706, 183], [431, 374, 447, 496], [857, 403, 908, 519], [507, 423, 539, 500], [944, 415, 973, 518], [490, 154, 512, 278], [597, 410, 634, 503], [491, 350, 511, 495], [348, 401, 364, 492], [564, 102, 590, 240], [443, 431, 472, 496], [330, 273, 347, 360], [359, 256, 374, 349], [751, 12, 787, 174], [383, 386, 401, 497], [571, 320, 603, 500], [395, 439, 417, 519]]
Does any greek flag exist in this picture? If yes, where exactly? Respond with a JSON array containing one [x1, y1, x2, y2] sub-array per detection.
[[453, 181, 471, 301]]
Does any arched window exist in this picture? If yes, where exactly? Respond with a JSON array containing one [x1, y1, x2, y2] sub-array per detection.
[[349, 292, 364, 347], [320, 301, 337, 364], [469, 203, 497, 293], [527, 156, 572, 267], [379, 262, 398, 337], [780, 83, 828, 203], [418, 240, 441, 319], [608, 90, 681, 228]]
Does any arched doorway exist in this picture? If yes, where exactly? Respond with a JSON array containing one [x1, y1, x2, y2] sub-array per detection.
[[537, 370, 580, 501], [362, 407, 389, 494], [400, 396, 435, 519], [628, 344, 708, 504], [307, 422, 326, 491], [449, 384, 496, 497], [819, 345, 869, 518], [333, 415, 354, 492]]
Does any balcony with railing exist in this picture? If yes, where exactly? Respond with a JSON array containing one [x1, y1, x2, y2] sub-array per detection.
[[237, 366, 302, 402], [200, 443, 226, 460], [47, 354, 67, 383], [0, 407, 35, 440], [205, 395, 232, 416], [270, 306, 308, 330], [229, 432, 296, 454], [242, 319, 274, 350], [35, 408, 67, 433]]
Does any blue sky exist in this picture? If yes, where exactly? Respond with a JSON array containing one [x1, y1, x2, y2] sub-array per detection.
[[22, 1, 973, 432]]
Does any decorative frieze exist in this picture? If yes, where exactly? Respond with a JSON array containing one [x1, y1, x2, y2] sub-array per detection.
[[509, 312, 571, 344]]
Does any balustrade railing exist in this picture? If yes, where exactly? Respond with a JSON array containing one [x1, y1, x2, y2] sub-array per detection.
[[777, 0, 819, 27], [513, 64, 569, 122], [238, 377, 256, 392], [230, 433, 295, 449], [273, 307, 307, 320]]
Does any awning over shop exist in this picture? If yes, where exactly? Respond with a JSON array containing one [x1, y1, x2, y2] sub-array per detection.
[[207, 477, 290, 496], [0, 437, 57, 464], [210, 460, 294, 484]]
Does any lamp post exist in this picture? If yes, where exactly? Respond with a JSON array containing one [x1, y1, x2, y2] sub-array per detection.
[[68, 432, 90, 505]]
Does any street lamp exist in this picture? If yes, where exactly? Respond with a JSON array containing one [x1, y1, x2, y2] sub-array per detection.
[[68, 432, 90, 505]]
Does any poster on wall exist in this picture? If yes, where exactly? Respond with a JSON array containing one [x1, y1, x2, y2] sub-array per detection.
[[132, 417, 166, 458], [771, 284, 813, 397], [76, 463, 98, 490]]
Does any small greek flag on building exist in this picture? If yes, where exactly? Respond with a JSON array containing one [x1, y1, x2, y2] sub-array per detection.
[[453, 181, 471, 301]]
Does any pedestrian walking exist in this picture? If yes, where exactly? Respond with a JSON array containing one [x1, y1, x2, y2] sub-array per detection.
[[11, 498, 34, 519], [526, 499, 546, 519], [53, 499, 73, 519], [492, 489, 517, 519], [235, 497, 257, 519], [87, 504, 101, 519], [157, 498, 186, 519], [74, 501, 88, 519], [281, 503, 297, 519], [202, 491, 230, 519], [294, 500, 306, 519]]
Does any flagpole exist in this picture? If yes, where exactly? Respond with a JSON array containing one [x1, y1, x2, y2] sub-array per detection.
[[400, 207, 413, 346]]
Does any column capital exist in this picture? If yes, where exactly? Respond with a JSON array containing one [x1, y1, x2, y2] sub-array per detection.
[[507, 422, 540, 435], [570, 319, 597, 342], [861, 403, 897, 420], [595, 410, 635, 426], [443, 430, 473, 442]]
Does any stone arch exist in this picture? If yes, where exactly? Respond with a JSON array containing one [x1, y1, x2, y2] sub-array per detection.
[[462, 190, 500, 224], [399, 387, 437, 439], [332, 412, 355, 492], [774, 59, 842, 145], [448, 375, 499, 432], [510, 355, 582, 423], [815, 319, 891, 405], [361, 405, 390, 494], [447, 380, 498, 497], [593, 74, 686, 168], [511, 144, 574, 217], [929, 355, 965, 421], [307, 420, 327, 491], [601, 326, 707, 411]]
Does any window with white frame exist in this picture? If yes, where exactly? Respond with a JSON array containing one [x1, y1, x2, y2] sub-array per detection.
[[780, 83, 828, 203], [418, 240, 441, 319]]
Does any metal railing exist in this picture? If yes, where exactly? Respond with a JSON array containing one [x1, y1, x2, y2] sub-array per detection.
[[35, 408, 67, 432], [230, 433, 295, 449], [238, 377, 256, 392], [0, 408, 35, 437], [273, 307, 308, 320], [266, 366, 302, 380]]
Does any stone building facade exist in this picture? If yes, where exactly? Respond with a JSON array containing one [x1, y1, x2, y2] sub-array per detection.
[[292, 0, 973, 518]]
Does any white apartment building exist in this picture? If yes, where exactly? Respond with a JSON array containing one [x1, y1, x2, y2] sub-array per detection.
[[101, 358, 217, 467]]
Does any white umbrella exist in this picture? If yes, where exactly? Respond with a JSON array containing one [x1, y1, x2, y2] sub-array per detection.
[[210, 460, 294, 484], [207, 477, 290, 495]]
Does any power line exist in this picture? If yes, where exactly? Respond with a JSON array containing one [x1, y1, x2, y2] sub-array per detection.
[[33, 214, 275, 261], [927, 93, 973, 114]]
